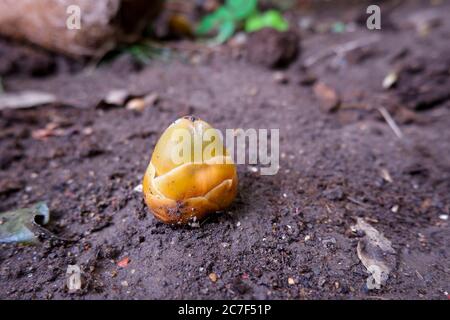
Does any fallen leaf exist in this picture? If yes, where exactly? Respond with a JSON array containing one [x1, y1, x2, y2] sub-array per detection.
[[66, 265, 82, 293], [353, 218, 396, 290], [313, 82, 340, 112], [0, 91, 56, 110], [0, 202, 50, 244]]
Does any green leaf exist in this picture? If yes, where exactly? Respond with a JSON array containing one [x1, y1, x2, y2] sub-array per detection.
[[211, 20, 236, 44], [196, 7, 236, 44], [226, 0, 258, 20], [196, 7, 234, 35], [245, 15, 265, 33], [196, 11, 221, 35], [245, 10, 289, 33], [0, 202, 50, 244]]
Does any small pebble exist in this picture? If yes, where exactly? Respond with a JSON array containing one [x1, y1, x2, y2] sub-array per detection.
[[208, 273, 218, 283], [273, 72, 289, 84], [105, 89, 129, 106], [82, 127, 93, 135], [248, 166, 258, 173], [324, 186, 344, 201], [382, 71, 398, 89], [126, 98, 146, 111]]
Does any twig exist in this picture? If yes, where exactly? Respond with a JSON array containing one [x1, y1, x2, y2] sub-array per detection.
[[378, 107, 403, 139], [34, 224, 76, 243], [304, 36, 380, 67], [347, 196, 369, 208]]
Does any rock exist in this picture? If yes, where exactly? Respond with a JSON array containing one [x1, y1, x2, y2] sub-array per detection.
[[246, 28, 299, 69], [0, 0, 164, 57], [208, 272, 218, 283], [104, 89, 130, 106], [324, 186, 344, 201], [273, 72, 289, 84], [126, 93, 159, 111], [126, 98, 146, 111], [382, 71, 398, 89]]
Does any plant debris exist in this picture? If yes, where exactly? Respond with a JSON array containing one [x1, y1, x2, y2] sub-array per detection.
[[0, 91, 56, 110], [196, 0, 289, 44], [66, 265, 83, 293], [117, 257, 131, 268], [353, 218, 396, 290], [313, 82, 340, 112], [31, 122, 66, 140], [0, 202, 50, 244]]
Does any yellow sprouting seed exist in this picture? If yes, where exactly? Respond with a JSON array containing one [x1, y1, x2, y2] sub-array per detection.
[[142, 116, 238, 224]]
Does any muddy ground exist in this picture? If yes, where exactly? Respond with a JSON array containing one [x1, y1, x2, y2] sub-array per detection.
[[0, 0, 449, 299]]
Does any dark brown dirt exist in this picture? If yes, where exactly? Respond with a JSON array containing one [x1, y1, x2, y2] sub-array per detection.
[[246, 28, 299, 68], [0, 0, 449, 300]]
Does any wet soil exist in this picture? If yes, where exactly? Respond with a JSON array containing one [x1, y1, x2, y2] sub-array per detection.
[[0, 0, 449, 299]]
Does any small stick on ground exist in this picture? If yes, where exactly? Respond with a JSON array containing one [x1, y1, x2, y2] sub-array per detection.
[[378, 107, 404, 139], [304, 36, 380, 67], [347, 196, 370, 208]]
